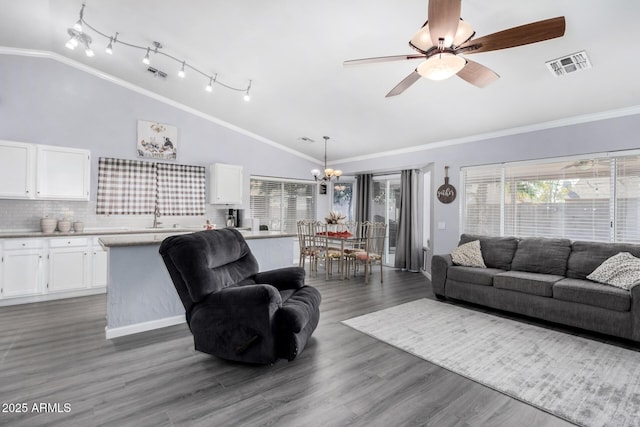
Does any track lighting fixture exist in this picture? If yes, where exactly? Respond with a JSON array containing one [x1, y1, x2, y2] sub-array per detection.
[[65, 3, 253, 101], [244, 80, 252, 101], [206, 74, 217, 92], [142, 47, 150, 65]]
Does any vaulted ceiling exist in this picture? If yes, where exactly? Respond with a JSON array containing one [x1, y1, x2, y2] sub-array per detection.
[[2, 1, 639, 163]]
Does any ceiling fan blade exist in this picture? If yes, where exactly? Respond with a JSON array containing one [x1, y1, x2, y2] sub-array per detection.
[[385, 71, 421, 98], [460, 16, 566, 54], [457, 59, 500, 88], [428, 0, 462, 46], [343, 54, 425, 66]]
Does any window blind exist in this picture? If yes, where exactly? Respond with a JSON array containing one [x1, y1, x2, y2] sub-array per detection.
[[250, 178, 316, 233], [503, 158, 611, 241], [461, 152, 640, 243], [460, 164, 503, 236], [615, 156, 640, 243]]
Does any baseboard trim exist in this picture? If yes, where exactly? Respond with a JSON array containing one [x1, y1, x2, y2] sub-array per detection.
[[0, 287, 106, 306], [105, 315, 185, 339]]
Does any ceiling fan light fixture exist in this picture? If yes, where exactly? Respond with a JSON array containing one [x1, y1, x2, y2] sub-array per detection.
[[410, 25, 433, 52], [417, 53, 466, 80], [453, 19, 474, 46]]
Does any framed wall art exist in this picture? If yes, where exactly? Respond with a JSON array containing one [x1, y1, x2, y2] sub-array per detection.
[[137, 120, 177, 160]]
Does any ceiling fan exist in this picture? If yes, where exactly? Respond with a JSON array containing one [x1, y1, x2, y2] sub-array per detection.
[[344, 0, 566, 97]]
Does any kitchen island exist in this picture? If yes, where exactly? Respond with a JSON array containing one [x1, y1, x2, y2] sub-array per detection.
[[100, 229, 297, 339]]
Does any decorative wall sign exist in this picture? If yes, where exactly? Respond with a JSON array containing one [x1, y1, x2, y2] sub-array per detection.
[[437, 166, 457, 204], [137, 120, 177, 160]]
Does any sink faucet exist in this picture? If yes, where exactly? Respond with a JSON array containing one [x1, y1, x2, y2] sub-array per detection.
[[153, 206, 162, 228]]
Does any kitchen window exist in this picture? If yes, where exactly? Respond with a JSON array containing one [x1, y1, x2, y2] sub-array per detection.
[[96, 157, 205, 216], [250, 177, 316, 233]]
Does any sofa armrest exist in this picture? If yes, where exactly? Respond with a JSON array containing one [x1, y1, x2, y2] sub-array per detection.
[[254, 267, 305, 290], [630, 282, 640, 341], [431, 254, 453, 298]]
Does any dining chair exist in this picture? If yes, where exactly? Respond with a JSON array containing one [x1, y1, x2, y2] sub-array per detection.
[[347, 221, 387, 284], [315, 221, 344, 280], [297, 219, 321, 274]]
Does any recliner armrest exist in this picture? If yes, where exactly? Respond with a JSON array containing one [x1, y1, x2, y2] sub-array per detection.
[[254, 267, 305, 290], [204, 284, 283, 306]]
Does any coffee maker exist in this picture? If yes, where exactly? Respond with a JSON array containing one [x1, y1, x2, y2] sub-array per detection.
[[226, 209, 243, 228]]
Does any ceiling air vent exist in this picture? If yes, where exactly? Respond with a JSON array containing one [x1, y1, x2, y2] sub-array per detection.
[[545, 51, 592, 77], [147, 66, 167, 79]]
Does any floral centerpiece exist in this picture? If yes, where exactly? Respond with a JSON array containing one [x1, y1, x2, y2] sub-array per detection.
[[325, 210, 346, 224]]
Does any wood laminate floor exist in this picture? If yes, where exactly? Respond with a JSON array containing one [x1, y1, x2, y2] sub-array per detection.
[[0, 268, 576, 427]]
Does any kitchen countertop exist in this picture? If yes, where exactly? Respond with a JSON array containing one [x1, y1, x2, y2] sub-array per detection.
[[0, 227, 294, 241], [99, 229, 296, 247]]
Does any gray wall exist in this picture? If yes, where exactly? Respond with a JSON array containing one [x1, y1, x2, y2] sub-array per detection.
[[0, 53, 324, 229], [336, 111, 640, 254]]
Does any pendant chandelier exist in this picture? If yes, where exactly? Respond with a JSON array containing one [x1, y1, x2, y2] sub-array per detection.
[[311, 136, 342, 182]]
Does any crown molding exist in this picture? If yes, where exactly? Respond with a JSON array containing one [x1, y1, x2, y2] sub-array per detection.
[[0, 46, 322, 165]]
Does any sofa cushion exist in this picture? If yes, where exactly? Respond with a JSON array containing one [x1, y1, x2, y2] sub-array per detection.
[[459, 234, 518, 270], [494, 271, 564, 297], [567, 241, 640, 280], [510, 237, 571, 276], [554, 278, 631, 312], [447, 266, 504, 286], [451, 240, 486, 268], [586, 252, 640, 290]]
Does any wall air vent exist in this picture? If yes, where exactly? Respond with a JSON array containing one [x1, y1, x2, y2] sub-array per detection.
[[147, 66, 168, 79], [545, 51, 592, 77]]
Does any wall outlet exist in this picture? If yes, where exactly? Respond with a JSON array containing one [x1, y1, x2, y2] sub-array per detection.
[[437, 221, 446, 230]]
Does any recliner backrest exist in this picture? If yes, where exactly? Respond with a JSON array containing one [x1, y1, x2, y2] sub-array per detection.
[[159, 229, 259, 306]]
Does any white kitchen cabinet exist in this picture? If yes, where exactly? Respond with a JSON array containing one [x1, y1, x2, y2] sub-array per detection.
[[36, 145, 90, 200], [48, 238, 90, 292], [0, 141, 90, 201], [91, 238, 108, 288], [210, 163, 243, 205], [0, 140, 34, 199], [1, 239, 44, 298]]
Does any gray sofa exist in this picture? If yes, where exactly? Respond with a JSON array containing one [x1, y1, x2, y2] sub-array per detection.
[[431, 234, 640, 342]]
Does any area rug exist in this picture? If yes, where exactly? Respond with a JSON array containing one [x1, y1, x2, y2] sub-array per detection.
[[342, 299, 640, 427]]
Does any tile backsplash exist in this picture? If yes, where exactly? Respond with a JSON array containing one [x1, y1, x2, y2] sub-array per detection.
[[0, 199, 229, 232]]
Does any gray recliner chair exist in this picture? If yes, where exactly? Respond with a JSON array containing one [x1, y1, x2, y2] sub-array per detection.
[[159, 228, 321, 364]]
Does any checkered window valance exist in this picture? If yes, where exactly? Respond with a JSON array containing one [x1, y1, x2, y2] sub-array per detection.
[[156, 163, 206, 216], [96, 157, 206, 216]]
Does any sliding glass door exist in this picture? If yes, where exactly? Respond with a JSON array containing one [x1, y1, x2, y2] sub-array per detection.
[[371, 175, 401, 266]]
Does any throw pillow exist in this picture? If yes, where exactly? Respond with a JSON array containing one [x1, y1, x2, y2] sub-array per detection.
[[451, 240, 486, 268], [587, 252, 640, 290]]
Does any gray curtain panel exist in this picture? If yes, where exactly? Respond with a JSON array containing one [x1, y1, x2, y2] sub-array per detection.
[[395, 169, 422, 271], [355, 173, 373, 223]]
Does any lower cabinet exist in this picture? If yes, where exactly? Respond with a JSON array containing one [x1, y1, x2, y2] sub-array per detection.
[[48, 238, 89, 292], [0, 235, 107, 305], [1, 239, 45, 298]]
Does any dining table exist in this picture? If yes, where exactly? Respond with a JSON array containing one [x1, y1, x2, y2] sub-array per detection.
[[317, 230, 366, 279]]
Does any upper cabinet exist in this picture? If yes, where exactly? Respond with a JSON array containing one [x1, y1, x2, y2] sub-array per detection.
[[210, 163, 243, 205], [0, 140, 34, 199], [36, 145, 90, 200], [0, 140, 90, 201]]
